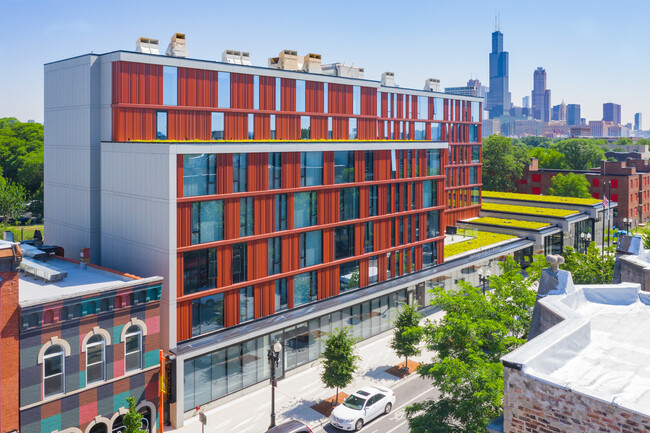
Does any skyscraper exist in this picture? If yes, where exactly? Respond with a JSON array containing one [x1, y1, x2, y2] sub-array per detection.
[[567, 104, 581, 126], [522, 96, 530, 109], [487, 28, 511, 118], [603, 102, 621, 124], [551, 101, 567, 121], [635, 112, 642, 131], [531, 67, 550, 122]]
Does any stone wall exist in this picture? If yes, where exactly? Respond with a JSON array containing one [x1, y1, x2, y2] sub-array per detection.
[[503, 367, 650, 433], [614, 254, 650, 291]]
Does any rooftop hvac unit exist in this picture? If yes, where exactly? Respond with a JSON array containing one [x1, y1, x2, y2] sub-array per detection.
[[268, 50, 298, 70], [165, 33, 188, 58], [424, 78, 441, 92], [302, 53, 322, 73], [381, 72, 395, 87], [322, 63, 365, 79], [20, 257, 68, 283], [135, 37, 160, 54], [222, 50, 251, 65]]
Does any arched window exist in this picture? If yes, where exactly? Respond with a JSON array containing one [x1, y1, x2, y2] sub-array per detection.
[[89, 423, 108, 433], [43, 345, 65, 397], [86, 334, 105, 384], [124, 325, 142, 372]]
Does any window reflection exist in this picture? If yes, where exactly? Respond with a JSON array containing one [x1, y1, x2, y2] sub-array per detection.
[[163, 66, 177, 106], [300, 152, 323, 186], [296, 80, 306, 112], [218, 72, 230, 108], [334, 151, 355, 184], [156, 111, 167, 140]]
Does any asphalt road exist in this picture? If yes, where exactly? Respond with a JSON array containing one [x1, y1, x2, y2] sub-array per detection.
[[311, 374, 440, 433]]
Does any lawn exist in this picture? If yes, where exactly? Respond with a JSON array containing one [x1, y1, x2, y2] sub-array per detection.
[[444, 231, 517, 259], [482, 190, 601, 206], [470, 217, 550, 230], [2, 225, 44, 242], [482, 203, 578, 218]]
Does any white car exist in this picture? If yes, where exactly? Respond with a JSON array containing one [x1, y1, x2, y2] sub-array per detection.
[[329, 386, 396, 431]]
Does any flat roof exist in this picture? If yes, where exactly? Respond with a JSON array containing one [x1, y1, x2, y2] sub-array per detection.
[[481, 203, 579, 218], [19, 257, 138, 306], [482, 191, 602, 207], [503, 281, 650, 417]]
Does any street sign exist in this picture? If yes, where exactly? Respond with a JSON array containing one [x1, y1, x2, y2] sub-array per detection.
[[199, 413, 207, 425]]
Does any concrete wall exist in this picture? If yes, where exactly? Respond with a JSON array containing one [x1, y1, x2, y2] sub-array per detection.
[[503, 367, 650, 433], [614, 254, 650, 291]]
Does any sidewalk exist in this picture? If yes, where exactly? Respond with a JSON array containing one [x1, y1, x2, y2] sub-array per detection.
[[168, 311, 443, 433]]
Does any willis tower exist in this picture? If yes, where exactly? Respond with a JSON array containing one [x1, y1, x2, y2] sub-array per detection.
[[487, 23, 511, 118]]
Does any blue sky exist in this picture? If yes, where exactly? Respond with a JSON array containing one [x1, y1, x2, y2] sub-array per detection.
[[2, 0, 649, 125]]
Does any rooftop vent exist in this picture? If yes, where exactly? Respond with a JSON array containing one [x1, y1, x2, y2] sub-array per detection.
[[136, 37, 160, 54], [20, 257, 68, 283], [222, 50, 251, 65], [268, 50, 299, 70], [381, 72, 395, 87], [424, 78, 440, 92], [322, 63, 365, 79], [165, 33, 188, 58], [302, 53, 322, 73]]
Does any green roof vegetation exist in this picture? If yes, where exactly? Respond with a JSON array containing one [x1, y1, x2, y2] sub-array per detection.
[[470, 217, 550, 230], [444, 231, 517, 259], [482, 203, 579, 218], [482, 190, 601, 206]]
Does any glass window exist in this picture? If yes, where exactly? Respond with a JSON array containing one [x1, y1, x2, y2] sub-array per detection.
[[268, 237, 282, 275], [300, 152, 323, 187], [300, 230, 322, 267], [218, 72, 231, 108], [270, 114, 277, 139], [364, 222, 373, 253], [377, 91, 382, 117], [301, 116, 310, 139], [418, 96, 429, 119], [254, 75, 260, 110], [163, 66, 177, 106], [124, 325, 142, 372], [275, 279, 288, 312], [324, 83, 329, 113], [431, 123, 441, 141], [387, 93, 392, 118], [183, 154, 216, 197], [275, 194, 287, 231], [365, 151, 374, 181], [328, 117, 333, 139], [427, 210, 440, 238], [334, 151, 355, 184], [248, 114, 254, 139], [275, 77, 281, 110], [426, 149, 441, 176], [211, 347, 227, 400], [43, 345, 65, 397], [369, 185, 378, 216], [192, 200, 224, 244], [192, 293, 224, 337], [415, 122, 426, 140], [406, 150, 412, 177], [469, 166, 477, 185], [334, 225, 355, 260], [340, 261, 359, 292], [296, 80, 306, 112], [212, 113, 225, 140], [294, 271, 318, 306], [183, 248, 217, 295], [269, 152, 282, 190], [471, 186, 480, 205], [471, 145, 480, 163], [369, 256, 378, 285], [353, 86, 361, 115], [423, 180, 437, 208], [471, 101, 480, 122], [433, 98, 443, 121], [226, 345, 242, 393], [232, 242, 247, 284], [340, 187, 359, 221], [86, 334, 105, 384], [240, 286, 254, 322], [469, 124, 477, 142], [294, 191, 317, 228], [156, 111, 167, 140], [240, 197, 254, 237], [233, 153, 247, 193], [349, 118, 357, 140]]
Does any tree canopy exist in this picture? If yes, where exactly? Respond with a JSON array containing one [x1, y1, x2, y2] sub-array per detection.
[[481, 135, 527, 192], [546, 173, 592, 198], [123, 396, 147, 433], [561, 243, 615, 284], [390, 303, 423, 369], [553, 139, 605, 170], [528, 147, 567, 169], [320, 327, 360, 405]]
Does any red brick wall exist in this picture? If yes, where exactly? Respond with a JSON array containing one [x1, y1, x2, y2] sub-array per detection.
[[504, 367, 650, 433], [0, 270, 19, 433]]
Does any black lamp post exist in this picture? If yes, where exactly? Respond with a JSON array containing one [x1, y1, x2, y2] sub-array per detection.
[[623, 217, 632, 232], [268, 340, 282, 430], [580, 232, 592, 254], [477, 267, 491, 295]]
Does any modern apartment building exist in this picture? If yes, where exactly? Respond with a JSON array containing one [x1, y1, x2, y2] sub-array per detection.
[[44, 36, 483, 426]]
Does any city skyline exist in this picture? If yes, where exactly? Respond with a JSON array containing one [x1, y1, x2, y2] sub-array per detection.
[[2, 0, 650, 124]]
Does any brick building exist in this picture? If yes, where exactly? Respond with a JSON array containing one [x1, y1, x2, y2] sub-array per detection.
[[516, 158, 650, 229]]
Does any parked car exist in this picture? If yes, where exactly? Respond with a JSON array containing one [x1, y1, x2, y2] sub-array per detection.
[[267, 419, 313, 433], [329, 386, 396, 431]]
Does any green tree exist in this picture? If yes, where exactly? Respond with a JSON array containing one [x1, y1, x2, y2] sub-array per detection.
[[561, 243, 615, 284], [406, 257, 542, 433], [554, 139, 605, 170], [321, 327, 361, 405], [546, 173, 591, 198], [529, 147, 567, 169], [635, 138, 650, 150], [615, 137, 632, 146], [0, 118, 44, 199], [481, 135, 526, 192], [123, 396, 146, 433], [0, 176, 26, 220], [390, 303, 423, 371], [519, 136, 551, 148]]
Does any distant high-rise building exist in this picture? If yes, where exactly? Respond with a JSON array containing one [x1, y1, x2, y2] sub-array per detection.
[[551, 101, 567, 121], [531, 67, 550, 122], [567, 104, 581, 126], [603, 102, 621, 125], [487, 28, 511, 118], [635, 113, 642, 131], [522, 96, 530, 109], [446, 78, 489, 109]]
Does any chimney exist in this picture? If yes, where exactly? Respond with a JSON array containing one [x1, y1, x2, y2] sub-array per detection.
[[165, 33, 188, 58], [424, 78, 440, 92], [381, 72, 395, 87], [136, 37, 160, 54], [268, 50, 298, 70], [302, 53, 322, 73]]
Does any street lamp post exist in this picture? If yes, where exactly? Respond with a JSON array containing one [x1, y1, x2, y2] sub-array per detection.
[[623, 217, 631, 233], [477, 267, 491, 295], [580, 232, 592, 253], [268, 340, 282, 430]]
